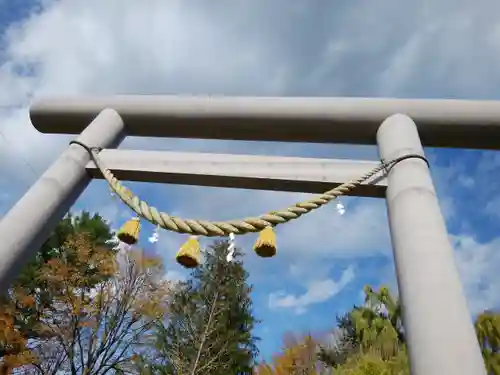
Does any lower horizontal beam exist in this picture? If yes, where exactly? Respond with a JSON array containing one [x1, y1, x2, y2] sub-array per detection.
[[85, 150, 387, 198]]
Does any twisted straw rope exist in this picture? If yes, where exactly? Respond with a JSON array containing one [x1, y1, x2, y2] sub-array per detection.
[[85, 146, 402, 237]]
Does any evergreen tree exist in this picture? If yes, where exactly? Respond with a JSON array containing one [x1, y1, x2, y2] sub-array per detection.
[[149, 240, 259, 375], [317, 310, 360, 368]]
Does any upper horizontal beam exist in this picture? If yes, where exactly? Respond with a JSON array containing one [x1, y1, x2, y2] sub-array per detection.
[[85, 149, 387, 198], [30, 95, 500, 150]]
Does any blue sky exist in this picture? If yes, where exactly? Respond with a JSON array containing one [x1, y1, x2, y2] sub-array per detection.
[[1, 0, 500, 361]]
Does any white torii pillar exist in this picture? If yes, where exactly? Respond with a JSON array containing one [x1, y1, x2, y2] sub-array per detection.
[[0, 109, 125, 288], [377, 114, 486, 375]]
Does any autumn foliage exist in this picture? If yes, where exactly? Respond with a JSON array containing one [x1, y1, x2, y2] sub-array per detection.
[[0, 231, 170, 374], [254, 333, 326, 375], [0, 293, 37, 372]]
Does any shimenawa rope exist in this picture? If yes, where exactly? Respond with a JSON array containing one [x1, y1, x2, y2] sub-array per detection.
[[70, 140, 427, 237]]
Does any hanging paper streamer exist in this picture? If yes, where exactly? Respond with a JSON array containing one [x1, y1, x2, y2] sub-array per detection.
[[117, 241, 132, 252], [336, 201, 346, 215], [115, 241, 133, 276], [148, 226, 160, 244], [226, 233, 235, 263]]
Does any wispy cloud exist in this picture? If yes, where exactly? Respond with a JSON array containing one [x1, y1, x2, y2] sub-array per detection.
[[268, 266, 356, 315]]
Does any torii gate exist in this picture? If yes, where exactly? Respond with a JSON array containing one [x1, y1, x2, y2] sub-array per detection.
[[1, 96, 499, 375]]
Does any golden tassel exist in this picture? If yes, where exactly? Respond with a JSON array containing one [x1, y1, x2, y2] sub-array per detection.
[[253, 226, 277, 258], [176, 236, 201, 268], [117, 217, 141, 245]]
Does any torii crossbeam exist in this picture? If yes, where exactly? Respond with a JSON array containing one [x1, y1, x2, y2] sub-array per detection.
[[2, 96, 498, 375]]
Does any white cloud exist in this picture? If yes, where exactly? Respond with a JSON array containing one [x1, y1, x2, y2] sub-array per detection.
[[0, 0, 499, 322], [268, 266, 355, 314], [452, 235, 500, 314], [3, 0, 500, 173], [0, 0, 295, 181]]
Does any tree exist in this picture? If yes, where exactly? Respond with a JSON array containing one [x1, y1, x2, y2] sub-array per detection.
[[18, 232, 170, 374], [255, 330, 410, 375], [254, 286, 405, 374], [16, 211, 115, 293], [350, 285, 403, 359], [330, 349, 410, 375], [318, 285, 404, 370], [149, 240, 259, 375], [258, 284, 497, 375], [0, 291, 38, 372], [317, 313, 359, 369], [254, 333, 328, 375], [475, 310, 500, 374], [0, 211, 115, 373]]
